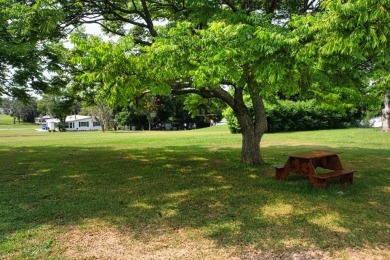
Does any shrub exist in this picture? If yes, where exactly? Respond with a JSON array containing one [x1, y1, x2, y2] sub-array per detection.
[[222, 107, 241, 133], [56, 122, 66, 132], [224, 100, 359, 133]]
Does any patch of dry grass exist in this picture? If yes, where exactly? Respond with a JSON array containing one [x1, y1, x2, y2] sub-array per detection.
[[54, 222, 390, 260], [55, 219, 237, 260], [54, 219, 390, 260]]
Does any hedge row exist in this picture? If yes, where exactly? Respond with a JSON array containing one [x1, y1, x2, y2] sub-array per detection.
[[224, 100, 359, 133]]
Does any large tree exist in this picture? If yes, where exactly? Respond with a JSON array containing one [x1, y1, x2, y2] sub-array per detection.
[[68, 0, 389, 164], [67, 0, 324, 164]]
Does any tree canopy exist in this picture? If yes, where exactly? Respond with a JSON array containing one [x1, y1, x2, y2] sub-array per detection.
[[0, 0, 68, 99], [291, 0, 390, 102]]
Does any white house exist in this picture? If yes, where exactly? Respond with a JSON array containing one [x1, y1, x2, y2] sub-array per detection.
[[45, 118, 60, 130], [359, 116, 383, 128], [368, 116, 383, 128], [45, 115, 101, 131], [35, 115, 53, 125], [64, 115, 101, 131]]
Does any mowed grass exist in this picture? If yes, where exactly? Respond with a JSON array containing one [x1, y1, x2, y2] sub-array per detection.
[[0, 114, 389, 259], [0, 115, 38, 130]]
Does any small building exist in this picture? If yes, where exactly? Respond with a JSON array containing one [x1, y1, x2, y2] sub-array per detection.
[[64, 115, 101, 131], [45, 118, 60, 130], [369, 116, 383, 128], [0, 107, 6, 114], [45, 115, 101, 131], [35, 115, 53, 125]]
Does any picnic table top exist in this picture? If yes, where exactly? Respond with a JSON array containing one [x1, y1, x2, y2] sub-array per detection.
[[287, 150, 340, 159]]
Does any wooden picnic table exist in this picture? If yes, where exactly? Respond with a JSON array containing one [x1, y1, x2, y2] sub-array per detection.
[[275, 150, 355, 188]]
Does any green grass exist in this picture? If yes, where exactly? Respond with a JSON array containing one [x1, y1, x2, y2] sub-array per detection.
[[0, 119, 389, 259], [0, 114, 38, 130]]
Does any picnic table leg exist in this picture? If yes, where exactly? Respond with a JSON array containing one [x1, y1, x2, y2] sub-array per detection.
[[275, 159, 292, 180], [339, 172, 354, 184], [324, 155, 344, 170], [275, 166, 289, 180], [311, 176, 327, 189]]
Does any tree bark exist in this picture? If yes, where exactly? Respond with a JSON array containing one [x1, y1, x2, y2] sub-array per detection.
[[383, 90, 390, 132], [232, 104, 267, 164], [238, 112, 265, 164], [195, 82, 268, 165], [170, 81, 268, 165], [231, 85, 268, 165]]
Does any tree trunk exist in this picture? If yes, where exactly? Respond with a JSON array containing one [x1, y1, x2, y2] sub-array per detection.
[[240, 121, 264, 164], [232, 85, 268, 165], [383, 90, 390, 132], [208, 80, 268, 165], [235, 101, 268, 164]]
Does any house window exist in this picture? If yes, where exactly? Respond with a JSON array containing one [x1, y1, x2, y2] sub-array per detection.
[[93, 121, 100, 127], [65, 122, 74, 128], [79, 121, 89, 127]]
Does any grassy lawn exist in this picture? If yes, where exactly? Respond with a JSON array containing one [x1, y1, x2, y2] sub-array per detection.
[[0, 114, 389, 259], [0, 115, 39, 131]]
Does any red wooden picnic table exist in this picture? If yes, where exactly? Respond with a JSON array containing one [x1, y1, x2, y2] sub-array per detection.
[[275, 150, 355, 188]]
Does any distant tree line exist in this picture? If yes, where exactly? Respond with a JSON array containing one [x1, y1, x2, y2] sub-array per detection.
[[1, 98, 38, 124], [0, 95, 222, 130]]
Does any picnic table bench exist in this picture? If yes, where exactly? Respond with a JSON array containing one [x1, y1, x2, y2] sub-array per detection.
[[275, 150, 355, 188]]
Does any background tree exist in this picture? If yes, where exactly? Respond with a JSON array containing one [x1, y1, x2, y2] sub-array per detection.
[[114, 95, 209, 130], [17, 98, 38, 123], [37, 93, 80, 129], [2, 97, 38, 124], [114, 107, 148, 130], [183, 94, 225, 126], [115, 109, 133, 130], [81, 101, 114, 132]]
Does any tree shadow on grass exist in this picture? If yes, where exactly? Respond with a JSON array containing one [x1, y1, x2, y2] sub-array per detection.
[[0, 144, 389, 253]]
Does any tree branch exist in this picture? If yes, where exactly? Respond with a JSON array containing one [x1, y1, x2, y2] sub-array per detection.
[[222, 0, 238, 12], [266, 0, 280, 14], [148, 0, 184, 12], [140, 0, 158, 37]]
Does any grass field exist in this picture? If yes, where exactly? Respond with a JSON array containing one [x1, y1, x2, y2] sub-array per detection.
[[0, 114, 389, 259]]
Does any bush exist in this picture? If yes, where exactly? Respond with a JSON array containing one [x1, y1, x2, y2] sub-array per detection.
[[222, 107, 241, 133], [224, 100, 359, 133], [56, 122, 66, 132]]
